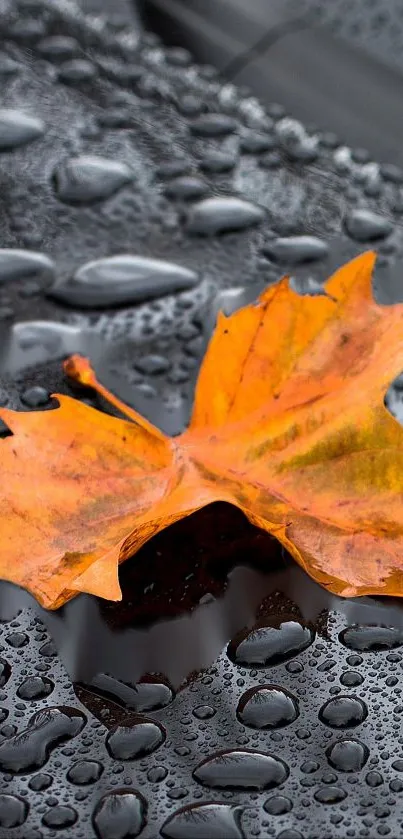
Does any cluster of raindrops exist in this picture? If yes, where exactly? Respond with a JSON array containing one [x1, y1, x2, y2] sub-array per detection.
[[0, 598, 403, 837]]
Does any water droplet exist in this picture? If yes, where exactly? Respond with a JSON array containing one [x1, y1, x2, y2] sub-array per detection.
[[5, 631, 28, 648], [0, 794, 28, 828], [39, 640, 56, 658], [319, 696, 367, 728], [67, 759, 103, 785], [16, 675, 54, 700], [189, 114, 238, 137], [48, 255, 198, 308], [134, 354, 171, 375], [164, 176, 208, 201], [344, 209, 392, 242], [20, 387, 50, 408], [366, 770, 383, 787], [0, 706, 86, 772], [161, 803, 245, 838], [339, 625, 403, 651], [0, 250, 54, 287], [186, 197, 264, 235], [228, 619, 314, 667], [277, 831, 303, 839], [262, 236, 328, 264], [42, 805, 77, 828], [314, 786, 347, 803], [28, 773, 53, 791], [0, 55, 20, 76], [263, 795, 293, 815], [192, 704, 216, 720], [391, 759, 403, 772], [92, 789, 147, 839], [37, 35, 79, 61], [237, 685, 299, 729], [0, 658, 10, 687], [193, 749, 289, 790], [58, 59, 97, 84], [53, 156, 132, 205], [326, 738, 369, 772], [240, 132, 275, 154], [340, 671, 364, 687], [106, 718, 165, 760], [0, 109, 45, 151], [199, 150, 237, 173], [79, 674, 174, 712], [147, 765, 167, 782], [380, 163, 403, 184]]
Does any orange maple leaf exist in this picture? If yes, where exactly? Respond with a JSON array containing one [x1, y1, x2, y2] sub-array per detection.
[[1, 251, 403, 609]]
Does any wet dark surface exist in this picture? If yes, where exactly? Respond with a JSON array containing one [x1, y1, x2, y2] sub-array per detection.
[[1, 0, 403, 836]]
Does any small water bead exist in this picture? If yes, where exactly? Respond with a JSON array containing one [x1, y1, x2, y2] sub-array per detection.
[[58, 58, 97, 84], [164, 176, 208, 201], [0, 794, 28, 828], [36, 35, 79, 61], [319, 696, 368, 729], [42, 805, 77, 828], [228, 619, 314, 667], [193, 705, 216, 720], [67, 760, 103, 785], [339, 625, 403, 651], [314, 786, 347, 804], [134, 354, 171, 375], [53, 156, 133, 205], [189, 114, 238, 137], [263, 795, 293, 815], [147, 765, 168, 782], [199, 151, 238, 173], [240, 132, 276, 154], [105, 719, 165, 760], [92, 790, 147, 839], [237, 685, 299, 729], [0, 109, 45, 151], [161, 803, 245, 838], [343, 209, 393, 242], [326, 738, 370, 772], [340, 671, 364, 687], [262, 236, 328, 264], [366, 771, 384, 787], [186, 197, 264, 235], [193, 749, 289, 790], [16, 676, 54, 700]]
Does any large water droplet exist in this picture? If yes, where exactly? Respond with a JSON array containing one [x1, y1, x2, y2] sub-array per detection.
[[319, 695, 367, 729], [106, 718, 165, 760], [0, 109, 45, 151], [193, 749, 289, 790], [237, 685, 299, 729], [58, 59, 97, 85], [326, 738, 369, 772], [0, 658, 10, 687], [262, 236, 329, 264], [0, 794, 28, 828], [53, 156, 133, 204], [344, 209, 392, 241], [37, 35, 79, 61], [92, 790, 147, 839], [340, 670, 363, 687], [161, 803, 245, 838], [48, 255, 198, 308], [186, 197, 264, 235], [199, 150, 238, 173], [339, 625, 403, 651], [0, 706, 86, 773], [228, 619, 314, 666]]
